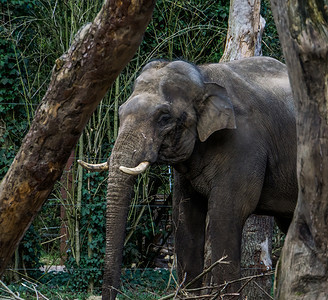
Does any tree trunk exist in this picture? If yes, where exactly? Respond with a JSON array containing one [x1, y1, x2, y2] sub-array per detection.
[[241, 216, 274, 299], [270, 1, 328, 299], [220, 1, 274, 298], [220, 0, 265, 61], [0, 0, 155, 276]]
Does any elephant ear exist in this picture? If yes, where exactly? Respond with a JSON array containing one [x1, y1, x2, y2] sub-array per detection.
[[197, 82, 236, 142]]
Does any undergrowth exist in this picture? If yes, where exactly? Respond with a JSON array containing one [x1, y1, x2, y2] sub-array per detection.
[[0, 268, 176, 299]]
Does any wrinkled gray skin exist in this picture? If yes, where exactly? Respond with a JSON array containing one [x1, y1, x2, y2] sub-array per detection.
[[101, 57, 297, 299]]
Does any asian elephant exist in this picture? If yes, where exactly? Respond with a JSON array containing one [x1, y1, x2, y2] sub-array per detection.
[[78, 56, 297, 299]]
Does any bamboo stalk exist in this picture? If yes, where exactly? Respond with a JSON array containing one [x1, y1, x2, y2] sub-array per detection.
[[114, 76, 120, 140], [75, 134, 84, 266]]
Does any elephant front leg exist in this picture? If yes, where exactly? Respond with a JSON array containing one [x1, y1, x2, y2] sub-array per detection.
[[173, 173, 207, 288], [204, 192, 245, 295], [204, 217, 243, 293]]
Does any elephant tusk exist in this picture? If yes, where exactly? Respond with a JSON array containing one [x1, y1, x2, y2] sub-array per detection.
[[119, 161, 150, 175], [77, 160, 109, 171]]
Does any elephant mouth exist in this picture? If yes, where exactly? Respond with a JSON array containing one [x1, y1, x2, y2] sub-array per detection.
[[158, 141, 193, 164]]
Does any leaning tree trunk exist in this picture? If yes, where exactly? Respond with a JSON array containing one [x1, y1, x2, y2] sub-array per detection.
[[270, 1, 328, 299], [218, 0, 274, 298], [0, 0, 155, 275]]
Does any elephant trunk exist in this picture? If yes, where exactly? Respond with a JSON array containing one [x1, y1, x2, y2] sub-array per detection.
[[101, 134, 145, 300]]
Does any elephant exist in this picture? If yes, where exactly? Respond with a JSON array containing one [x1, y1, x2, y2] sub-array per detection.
[[78, 56, 297, 299]]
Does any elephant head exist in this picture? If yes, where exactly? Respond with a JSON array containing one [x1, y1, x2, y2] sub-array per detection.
[[79, 60, 236, 299]]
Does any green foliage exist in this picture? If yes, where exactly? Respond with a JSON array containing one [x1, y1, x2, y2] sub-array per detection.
[[0, 268, 176, 299], [0, 1, 44, 276], [119, 268, 176, 299], [142, 0, 228, 63], [0, 10, 29, 176], [123, 166, 172, 268], [20, 225, 42, 273], [261, 0, 283, 61], [64, 171, 107, 292]]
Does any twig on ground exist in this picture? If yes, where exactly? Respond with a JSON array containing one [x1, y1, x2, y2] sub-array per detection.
[[183, 285, 218, 293], [21, 278, 49, 300], [218, 271, 274, 289], [219, 281, 229, 296], [237, 277, 253, 293], [214, 272, 274, 300], [109, 285, 134, 300], [159, 256, 229, 300], [0, 280, 25, 300], [160, 266, 274, 300], [174, 272, 187, 299], [55, 291, 64, 300], [253, 281, 274, 300], [167, 257, 179, 291], [180, 294, 217, 299], [185, 256, 230, 290], [217, 293, 240, 300]]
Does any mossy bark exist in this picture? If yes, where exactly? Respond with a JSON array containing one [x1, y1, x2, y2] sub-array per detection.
[[0, 0, 155, 275], [270, 1, 328, 298]]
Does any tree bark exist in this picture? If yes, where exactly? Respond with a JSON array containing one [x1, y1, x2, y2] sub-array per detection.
[[270, 1, 328, 299], [241, 216, 274, 299], [220, 0, 265, 61], [220, 1, 274, 298], [0, 0, 155, 275]]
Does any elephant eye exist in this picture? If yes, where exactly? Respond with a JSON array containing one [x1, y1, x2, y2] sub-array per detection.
[[158, 114, 171, 126]]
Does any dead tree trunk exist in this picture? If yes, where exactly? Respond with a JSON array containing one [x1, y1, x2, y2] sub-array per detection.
[[0, 0, 155, 276], [219, 1, 274, 298], [220, 0, 265, 61], [270, 1, 328, 298]]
